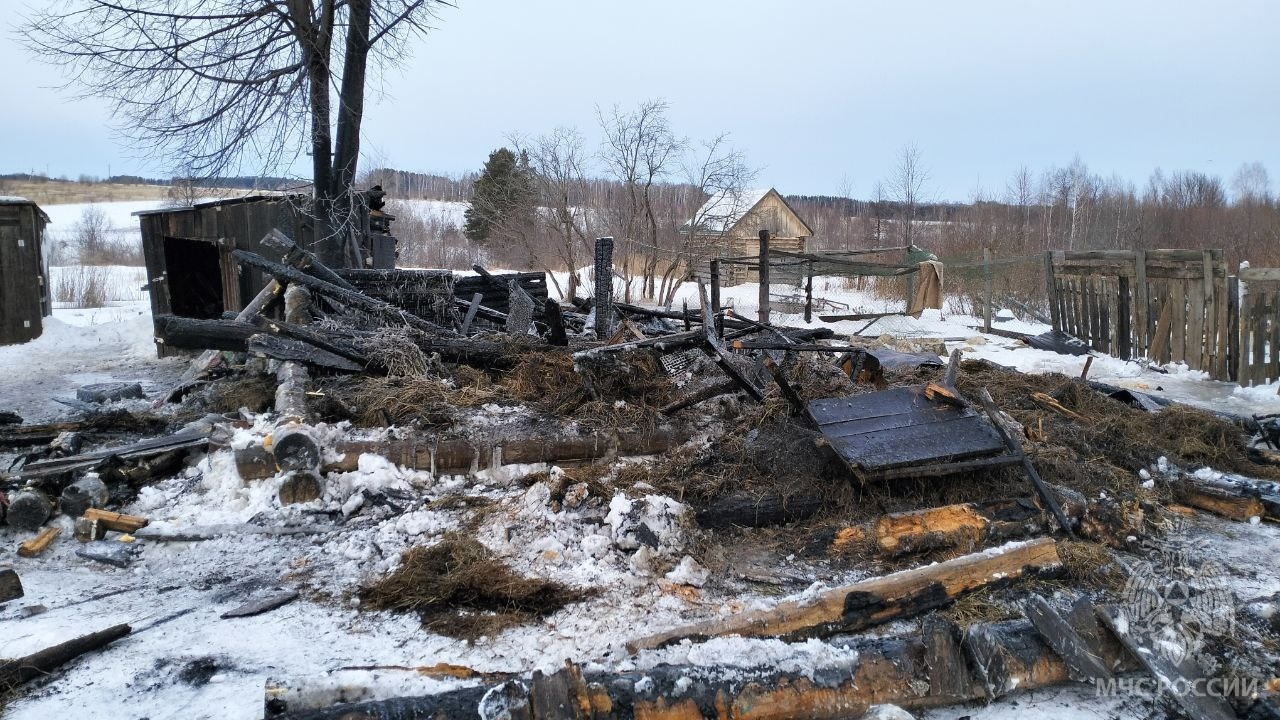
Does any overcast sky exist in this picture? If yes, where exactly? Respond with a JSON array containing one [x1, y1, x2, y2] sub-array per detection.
[[3, 0, 1277, 201]]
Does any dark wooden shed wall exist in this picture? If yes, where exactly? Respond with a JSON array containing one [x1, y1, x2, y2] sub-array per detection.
[[0, 202, 49, 345], [138, 197, 313, 356]]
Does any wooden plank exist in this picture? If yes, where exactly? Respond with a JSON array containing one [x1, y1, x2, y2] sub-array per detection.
[[809, 388, 971, 428], [1241, 287, 1257, 386], [1024, 596, 1112, 681], [1227, 275, 1240, 382], [629, 538, 1063, 650], [1252, 289, 1267, 386], [1170, 280, 1187, 366], [1097, 605, 1236, 720], [1099, 277, 1112, 353], [1187, 279, 1205, 371], [816, 407, 978, 439], [1065, 277, 1077, 338], [1213, 266, 1223, 379], [17, 527, 61, 558], [1045, 252, 1061, 331], [1240, 267, 1280, 282], [1134, 249, 1149, 355], [1270, 289, 1280, 384], [1116, 275, 1132, 359], [831, 416, 1006, 471], [1145, 248, 1215, 262]]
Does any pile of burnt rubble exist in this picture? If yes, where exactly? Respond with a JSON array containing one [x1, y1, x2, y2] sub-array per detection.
[[2, 231, 1279, 720]]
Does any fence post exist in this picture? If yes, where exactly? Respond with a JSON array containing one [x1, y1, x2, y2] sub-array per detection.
[[1044, 251, 1060, 331], [709, 259, 722, 339], [594, 236, 614, 339], [757, 229, 771, 324], [1134, 249, 1149, 356], [983, 247, 993, 332], [804, 259, 814, 323], [905, 247, 915, 309]]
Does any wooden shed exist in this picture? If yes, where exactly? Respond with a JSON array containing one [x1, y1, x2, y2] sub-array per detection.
[[135, 195, 398, 356], [0, 197, 52, 345], [683, 188, 813, 286]]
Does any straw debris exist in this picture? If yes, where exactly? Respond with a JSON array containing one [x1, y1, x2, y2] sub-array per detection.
[[361, 534, 587, 640]]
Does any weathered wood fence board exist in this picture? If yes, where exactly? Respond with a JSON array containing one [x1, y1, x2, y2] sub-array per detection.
[[1239, 267, 1280, 386], [1048, 250, 1231, 381]]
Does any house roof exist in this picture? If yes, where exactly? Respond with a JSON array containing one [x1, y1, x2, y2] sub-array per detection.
[[132, 194, 299, 216], [685, 187, 814, 237], [0, 196, 51, 223]]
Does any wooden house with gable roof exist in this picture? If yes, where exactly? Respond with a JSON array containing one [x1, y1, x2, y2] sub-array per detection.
[[683, 187, 813, 286]]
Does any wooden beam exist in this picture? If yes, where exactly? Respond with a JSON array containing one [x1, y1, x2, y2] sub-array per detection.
[[627, 537, 1062, 651]]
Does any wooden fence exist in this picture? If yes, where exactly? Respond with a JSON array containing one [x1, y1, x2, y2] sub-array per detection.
[[1238, 267, 1280, 386], [1047, 250, 1231, 381]]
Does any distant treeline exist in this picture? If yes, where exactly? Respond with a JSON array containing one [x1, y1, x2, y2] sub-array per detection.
[[0, 172, 297, 190]]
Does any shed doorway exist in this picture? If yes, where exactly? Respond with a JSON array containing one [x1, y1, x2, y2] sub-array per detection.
[[163, 237, 224, 318]]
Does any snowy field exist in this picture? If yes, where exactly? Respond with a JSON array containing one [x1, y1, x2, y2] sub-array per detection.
[[1, 270, 1278, 719]]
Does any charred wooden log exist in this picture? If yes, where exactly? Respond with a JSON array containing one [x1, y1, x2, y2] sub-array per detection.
[[60, 475, 109, 518], [18, 433, 208, 483], [0, 568, 22, 602], [270, 617, 1096, 720], [0, 412, 167, 449], [695, 492, 824, 529], [235, 429, 688, 480], [0, 624, 131, 690], [628, 537, 1063, 651], [6, 489, 52, 532], [234, 250, 455, 337], [154, 315, 258, 351]]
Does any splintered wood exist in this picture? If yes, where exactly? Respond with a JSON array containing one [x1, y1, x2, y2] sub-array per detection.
[[18, 527, 62, 558], [628, 538, 1062, 652], [82, 508, 149, 533]]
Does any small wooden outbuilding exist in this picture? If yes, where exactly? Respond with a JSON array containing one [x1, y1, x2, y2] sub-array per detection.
[[683, 187, 813, 286], [135, 194, 398, 356], [0, 197, 52, 345]]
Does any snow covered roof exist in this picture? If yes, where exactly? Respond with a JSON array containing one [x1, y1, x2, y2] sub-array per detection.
[[686, 188, 771, 234], [0, 195, 36, 204]]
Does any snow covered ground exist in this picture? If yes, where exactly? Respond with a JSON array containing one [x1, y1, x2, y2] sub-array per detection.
[[0, 301, 183, 423], [1, 270, 1278, 719]]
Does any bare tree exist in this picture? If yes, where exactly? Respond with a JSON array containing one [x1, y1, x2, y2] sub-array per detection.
[[21, 0, 448, 266], [1005, 166, 1034, 250], [513, 127, 596, 298], [664, 135, 755, 305], [597, 99, 684, 302], [890, 143, 928, 247]]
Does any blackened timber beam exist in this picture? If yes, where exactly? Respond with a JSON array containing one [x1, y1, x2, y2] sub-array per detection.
[[233, 250, 454, 337]]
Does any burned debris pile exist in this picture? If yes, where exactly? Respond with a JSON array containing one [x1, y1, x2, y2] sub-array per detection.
[[2, 230, 1279, 719]]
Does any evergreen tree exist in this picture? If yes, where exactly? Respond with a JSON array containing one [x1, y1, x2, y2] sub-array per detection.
[[464, 148, 536, 243]]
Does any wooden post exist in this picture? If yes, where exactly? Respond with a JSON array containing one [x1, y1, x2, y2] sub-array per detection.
[[983, 247, 993, 332], [1134, 249, 1149, 356], [804, 259, 814, 323], [757, 229, 771, 324], [1228, 274, 1240, 382], [709, 259, 723, 339], [459, 292, 482, 335], [593, 236, 614, 340], [1116, 275, 1132, 359], [1045, 251, 1060, 332]]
